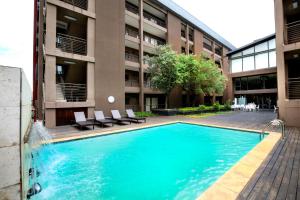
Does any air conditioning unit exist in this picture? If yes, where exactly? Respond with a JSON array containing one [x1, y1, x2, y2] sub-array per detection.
[[56, 20, 68, 30]]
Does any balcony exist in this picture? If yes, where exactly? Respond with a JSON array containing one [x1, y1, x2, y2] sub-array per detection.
[[286, 20, 300, 44], [56, 83, 87, 102], [125, 53, 139, 63], [143, 12, 166, 28], [126, 2, 139, 15], [288, 77, 300, 99], [125, 26, 139, 39], [125, 104, 139, 112], [204, 43, 213, 52], [56, 33, 87, 55], [126, 80, 140, 87], [59, 0, 88, 10]]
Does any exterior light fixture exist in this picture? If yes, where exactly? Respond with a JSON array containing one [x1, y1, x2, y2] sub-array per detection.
[[108, 96, 115, 104], [64, 15, 77, 21]]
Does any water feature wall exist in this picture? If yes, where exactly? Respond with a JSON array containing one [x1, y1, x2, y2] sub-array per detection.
[[0, 66, 32, 200]]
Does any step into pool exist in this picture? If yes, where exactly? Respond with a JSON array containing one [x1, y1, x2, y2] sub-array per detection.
[[32, 123, 262, 200]]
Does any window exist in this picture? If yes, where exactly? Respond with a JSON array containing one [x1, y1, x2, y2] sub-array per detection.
[[269, 39, 276, 50], [243, 47, 254, 56], [255, 42, 268, 53], [241, 77, 248, 90], [231, 52, 242, 58], [269, 51, 276, 67], [255, 53, 269, 69], [247, 76, 262, 90], [203, 36, 213, 51], [231, 59, 242, 73], [243, 56, 255, 71], [234, 78, 241, 91]]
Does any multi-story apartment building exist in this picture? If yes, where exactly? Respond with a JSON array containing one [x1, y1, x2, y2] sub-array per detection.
[[33, 0, 235, 128], [274, 0, 300, 127], [227, 34, 278, 109]]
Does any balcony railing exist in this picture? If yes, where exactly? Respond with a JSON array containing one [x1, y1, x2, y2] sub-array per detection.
[[126, 2, 139, 15], [286, 20, 300, 44], [143, 12, 166, 28], [144, 81, 157, 89], [125, 80, 140, 87], [56, 33, 87, 55], [144, 36, 165, 47], [125, 53, 139, 63], [56, 83, 86, 102], [59, 0, 88, 10], [288, 77, 300, 99]]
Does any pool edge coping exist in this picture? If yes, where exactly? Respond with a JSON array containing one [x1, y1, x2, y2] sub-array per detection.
[[46, 120, 281, 200]]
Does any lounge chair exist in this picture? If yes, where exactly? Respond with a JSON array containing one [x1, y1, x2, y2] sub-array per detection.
[[74, 112, 95, 130], [94, 111, 114, 127], [111, 110, 132, 124], [126, 109, 146, 123]]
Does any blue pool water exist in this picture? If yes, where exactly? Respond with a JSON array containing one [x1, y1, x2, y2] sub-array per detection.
[[33, 123, 261, 200]]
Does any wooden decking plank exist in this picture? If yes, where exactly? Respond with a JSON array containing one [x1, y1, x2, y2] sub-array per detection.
[[247, 132, 292, 200], [236, 133, 286, 199], [287, 128, 300, 200], [266, 130, 297, 200], [275, 130, 299, 200]]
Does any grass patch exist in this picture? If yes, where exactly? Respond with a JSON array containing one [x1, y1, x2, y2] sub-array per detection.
[[184, 111, 232, 118]]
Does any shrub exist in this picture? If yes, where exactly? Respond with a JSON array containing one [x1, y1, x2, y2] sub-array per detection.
[[213, 102, 221, 111], [178, 107, 199, 113], [199, 105, 207, 111], [224, 100, 231, 111], [135, 112, 157, 117]]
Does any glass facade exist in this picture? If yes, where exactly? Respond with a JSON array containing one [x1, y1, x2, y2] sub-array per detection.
[[234, 74, 277, 91], [230, 38, 276, 73]]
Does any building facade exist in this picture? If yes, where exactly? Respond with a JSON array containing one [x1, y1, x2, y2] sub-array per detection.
[[274, 0, 300, 127], [227, 34, 278, 109], [33, 0, 234, 128]]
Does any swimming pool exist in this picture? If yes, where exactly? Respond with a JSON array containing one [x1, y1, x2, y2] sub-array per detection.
[[32, 123, 262, 200]]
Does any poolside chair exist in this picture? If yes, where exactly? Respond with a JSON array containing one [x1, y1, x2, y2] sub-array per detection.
[[111, 110, 132, 124], [126, 109, 146, 123], [74, 112, 95, 130], [94, 111, 114, 127]]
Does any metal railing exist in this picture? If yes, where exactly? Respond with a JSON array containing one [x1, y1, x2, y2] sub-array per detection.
[[126, 2, 139, 15], [56, 83, 86, 102], [59, 0, 87, 10], [143, 12, 166, 28], [125, 53, 139, 63], [144, 36, 165, 46], [125, 104, 139, 112], [125, 80, 140, 87], [144, 81, 156, 88], [288, 77, 300, 99], [56, 33, 87, 55], [286, 20, 300, 44]]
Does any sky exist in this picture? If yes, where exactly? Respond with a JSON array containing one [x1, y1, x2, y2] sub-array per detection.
[[0, 0, 275, 88]]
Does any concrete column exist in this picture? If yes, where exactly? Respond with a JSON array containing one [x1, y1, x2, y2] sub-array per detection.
[[87, 18, 95, 58], [274, 0, 286, 121], [44, 55, 56, 128], [87, 62, 95, 118], [139, 0, 145, 112], [45, 3, 57, 52], [88, 0, 96, 13]]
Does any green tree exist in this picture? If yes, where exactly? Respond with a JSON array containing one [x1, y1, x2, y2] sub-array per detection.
[[147, 45, 178, 108], [176, 54, 227, 106]]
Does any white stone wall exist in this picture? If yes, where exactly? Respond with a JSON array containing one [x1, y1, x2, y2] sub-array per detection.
[[0, 66, 32, 200]]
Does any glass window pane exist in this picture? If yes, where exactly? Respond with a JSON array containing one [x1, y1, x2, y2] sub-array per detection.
[[234, 78, 241, 91], [255, 53, 269, 69], [243, 47, 254, 55], [231, 59, 242, 73], [264, 74, 277, 89], [255, 42, 268, 52], [241, 77, 248, 90], [243, 56, 255, 71], [248, 76, 262, 90], [269, 51, 276, 67], [269, 39, 276, 50]]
